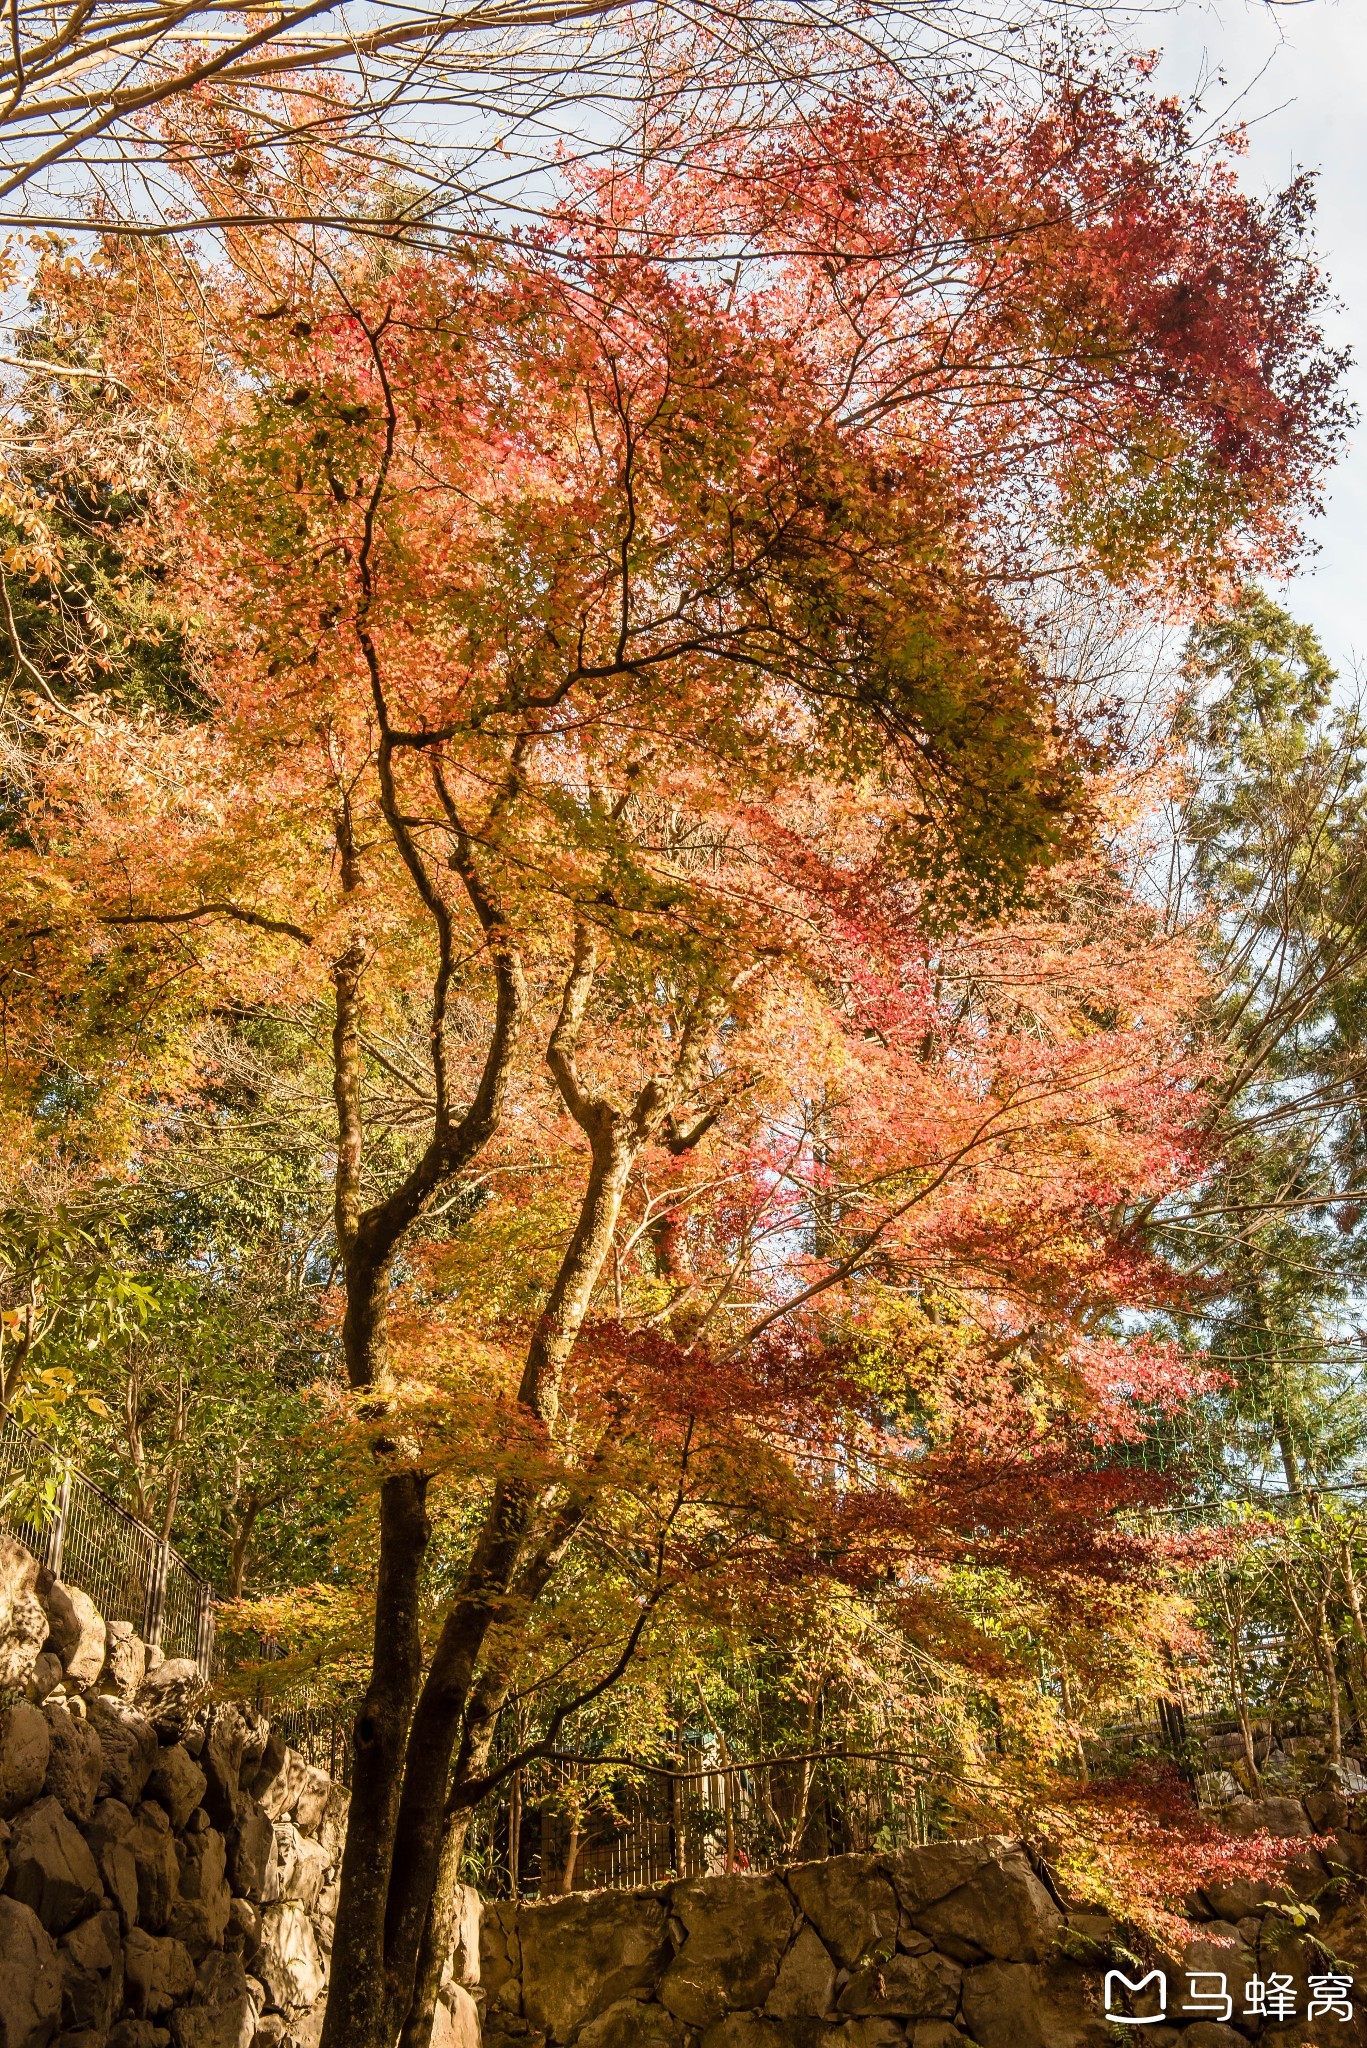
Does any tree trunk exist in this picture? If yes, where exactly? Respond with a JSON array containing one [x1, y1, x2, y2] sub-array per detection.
[[319, 1470, 430, 2048]]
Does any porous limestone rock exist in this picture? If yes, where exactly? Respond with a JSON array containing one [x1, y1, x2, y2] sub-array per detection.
[[255, 1901, 326, 2014], [135, 1660, 206, 1742], [87, 1695, 158, 1807], [43, 1702, 103, 1822], [43, 1580, 107, 1688], [0, 1702, 52, 1818], [0, 1536, 49, 1695]]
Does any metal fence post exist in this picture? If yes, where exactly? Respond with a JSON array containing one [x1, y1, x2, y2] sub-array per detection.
[[143, 1534, 169, 1649], [44, 1464, 72, 1579], [193, 1579, 215, 1677]]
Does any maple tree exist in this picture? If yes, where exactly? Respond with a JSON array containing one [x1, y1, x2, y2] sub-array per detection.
[[0, 54, 1349, 2048]]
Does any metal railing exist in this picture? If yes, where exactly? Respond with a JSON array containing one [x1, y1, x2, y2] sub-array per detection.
[[0, 1406, 214, 1674]]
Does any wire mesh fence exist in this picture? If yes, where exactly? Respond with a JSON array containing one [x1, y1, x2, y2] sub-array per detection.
[[0, 1405, 214, 1673]]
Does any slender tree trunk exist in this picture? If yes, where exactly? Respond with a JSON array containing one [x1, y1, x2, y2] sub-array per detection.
[[319, 1470, 430, 2048]]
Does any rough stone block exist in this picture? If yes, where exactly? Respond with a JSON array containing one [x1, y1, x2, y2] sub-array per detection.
[[0, 1893, 62, 2048], [1, 1703, 53, 1818], [429, 1985, 482, 2048], [0, 1536, 50, 1695], [58, 1905, 124, 2032], [43, 1706, 103, 1823], [910, 1852, 1062, 1964], [135, 1662, 206, 1743], [169, 1823, 232, 1953], [787, 1856, 899, 1968], [659, 1874, 794, 2028], [128, 1804, 180, 1933], [255, 1902, 325, 2014], [520, 1889, 670, 2038], [87, 1696, 157, 1807], [123, 1929, 196, 2018], [6, 1796, 104, 1933], [42, 1582, 106, 1689], [765, 1923, 837, 2017], [291, 1766, 331, 1837], [837, 1951, 961, 2018], [147, 1745, 207, 1832], [82, 1799, 138, 1932]]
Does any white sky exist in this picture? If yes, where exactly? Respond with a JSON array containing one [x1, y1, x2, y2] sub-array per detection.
[[1155, 0, 1366, 674]]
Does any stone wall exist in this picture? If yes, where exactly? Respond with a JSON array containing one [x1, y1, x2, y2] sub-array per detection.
[[13, 1517, 1367, 2048], [0, 1533, 344, 2048], [473, 1817, 1367, 2048]]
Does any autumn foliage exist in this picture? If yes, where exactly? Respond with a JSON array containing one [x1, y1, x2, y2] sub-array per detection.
[[0, 49, 1350, 2048]]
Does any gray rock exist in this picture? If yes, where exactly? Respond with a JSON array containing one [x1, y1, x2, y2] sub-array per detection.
[[910, 1851, 1062, 1963], [135, 1662, 206, 1742], [787, 1855, 899, 1968], [168, 1951, 253, 2048], [886, 1839, 1014, 1917], [428, 1986, 482, 2048], [0, 1893, 62, 2048], [147, 1746, 207, 1832], [1181, 2028, 1246, 2048], [837, 1951, 962, 2018], [765, 1923, 837, 2016], [43, 1707, 103, 1824], [101, 1624, 148, 1704], [255, 1903, 325, 2014], [520, 1890, 670, 2038], [909, 2028, 965, 2048], [659, 1874, 794, 2028], [169, 1824, 232, 1954], [442, 1883, 481, 1990], [0, 1535, 50, 1695], [244, 1733, 285, 1806], [576, 2002, 683, 2048], [87, 1696, 158, 1807], [255, 1750, 307, 1827], [1223, 1797, 1311, 1840], [0, 1703, 52, 1818], [123, 1929, 196, 2018], [81, 1800, 138, 1932], [26, 1654, 63, 1707], [271, 1825, 328, 1913], [5, 1797, 104, 1933], [961, 1957, 1113, 2048], [41, 1582, 106, 1688], [225, 1799, 273, 1902], [201, 1709, 249, 1829], [58, 1906, 124, 2032], [129, 1803, 180, 1933], [291, 1766, 331, 1837]]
